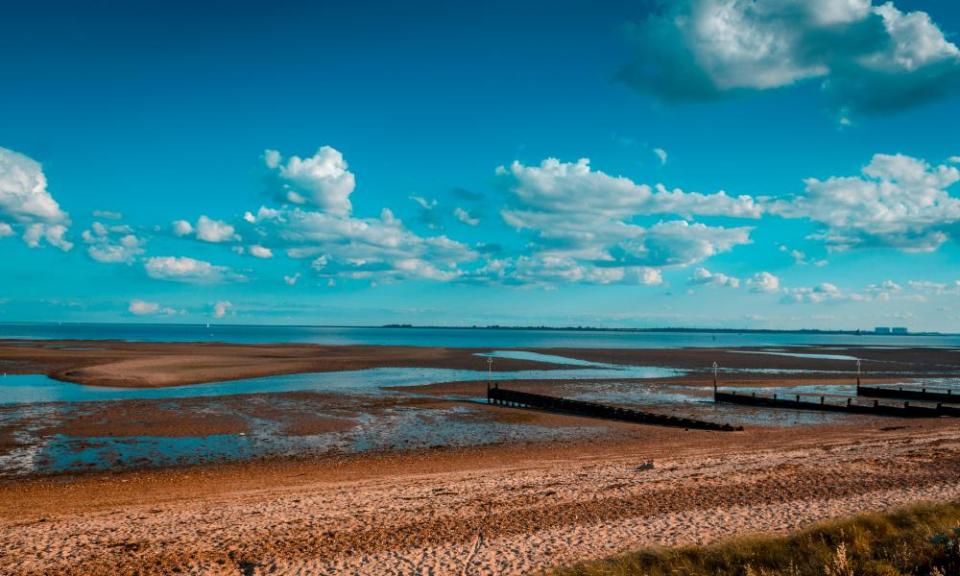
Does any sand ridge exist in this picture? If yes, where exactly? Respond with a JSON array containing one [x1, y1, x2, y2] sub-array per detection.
[[4, 339, 960, 388]]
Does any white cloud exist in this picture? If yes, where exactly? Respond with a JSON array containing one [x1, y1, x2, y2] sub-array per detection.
[[128, 299, 178, 316], [622, 0, 960, 114], [213, 300, 233, 319], [689, 267, 740, 288], [82, 221, 145, 264], [195, 215, 238, 243], [172, 219, 193, 237], [22, 223, 72, 251], [493, 157, 757, 285], [283, 272, 301, 286], [172, 216, 239, 243], [864, 279, 902, 301], [770, 153, 960, 252], [0, 147, 72, 250], [144, 256, 241, 284], [93, 210, 122, 220], [653, 147, 668, 165], [0, 222, 12, 237], [748, 271, 781, 293], [410, 195, 441, 229], [129, 300, 159, 315], [264, 149, 282, 169], [470, 256, 662, 287], [248, 244, 273, 259], [266, 146, 356, 216], [453, 207, 480, 226], [501, 158, 762, 221], [631, 220, 753, 267], [907, 279, 960, 296], [781, 282, 864, 304], [242, 205, 476, 282], [410, 196, 437, 210], [778, 244, 828, 267]]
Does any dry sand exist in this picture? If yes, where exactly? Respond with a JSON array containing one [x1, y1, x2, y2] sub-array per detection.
[[3, 418, 960, 575]]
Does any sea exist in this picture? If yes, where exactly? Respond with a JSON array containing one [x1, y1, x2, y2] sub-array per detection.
[[0, 322, 958, 349]]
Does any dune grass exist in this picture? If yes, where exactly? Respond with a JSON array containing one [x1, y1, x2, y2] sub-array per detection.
[[553, 502, 960, 576]]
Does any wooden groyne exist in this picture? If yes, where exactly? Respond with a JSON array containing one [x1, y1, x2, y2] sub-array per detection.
[[714, 389, 957, 418], [487, 384, 742, 431], [857, 383, 959, 404]]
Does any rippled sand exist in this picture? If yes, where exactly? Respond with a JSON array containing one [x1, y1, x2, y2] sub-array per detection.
[[3, 418, 960, 575]]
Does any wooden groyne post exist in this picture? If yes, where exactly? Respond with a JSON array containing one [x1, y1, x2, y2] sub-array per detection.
[[488, 386, 743, 431]]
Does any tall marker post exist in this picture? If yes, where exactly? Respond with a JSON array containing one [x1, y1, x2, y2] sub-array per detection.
[[486, 356, 494, 400], [712, 361, 719, 397]]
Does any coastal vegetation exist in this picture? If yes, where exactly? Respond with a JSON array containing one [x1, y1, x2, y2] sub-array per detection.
[[555, 502, 960, 576]]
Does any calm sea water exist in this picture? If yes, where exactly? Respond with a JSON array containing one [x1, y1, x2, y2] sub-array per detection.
[[2, 322, 958, 348]]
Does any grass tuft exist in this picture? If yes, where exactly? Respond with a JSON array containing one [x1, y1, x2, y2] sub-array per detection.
[[553, 502, 960, 576]]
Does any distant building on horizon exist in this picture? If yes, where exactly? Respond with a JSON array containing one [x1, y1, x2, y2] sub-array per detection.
[[874, 326, 909, 335]]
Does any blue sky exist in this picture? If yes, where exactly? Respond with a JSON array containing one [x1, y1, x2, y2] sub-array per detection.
[[2, 0, 960, 330]]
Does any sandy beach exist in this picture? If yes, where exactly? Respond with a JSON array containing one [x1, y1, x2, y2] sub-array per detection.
[[3, 417, 960, 575], [2, 340, 960, 574]]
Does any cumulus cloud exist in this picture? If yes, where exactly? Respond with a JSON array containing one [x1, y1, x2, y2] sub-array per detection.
[[778, 244, 828, 267], [128, 299, 178, 316], [213, 300, 233, 319], [621, 0, 960, 114], [627, 220, 753, 267], [195, 216, 238, 243], [171, 216, 239, 243], [864, 279, 902, 300], [748, 271, 781, 293], [689, 267, 740, 288], [501, 158, 762, 221], [494, 157, 756, 285], [0, 222, 12, 237], [770, 153, 960, 252], [470, 256, 662, 287], [265, 146, 356, 216], [453, 207, 480, 226], [172, 219, 193, 237], [283, 272, 301, 286], [247, 244, 273, 259], [242, 205, 475, 282], [22, 223, 72, 251], [144, 256, 242, 284], [82, 221, 145, 264], [781, 282, 864, 304], [0, 147, 72, 250]]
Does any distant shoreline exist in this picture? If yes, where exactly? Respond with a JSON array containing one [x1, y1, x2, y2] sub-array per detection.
[[379, 324, 950, 336], [0, 321, 953, 337]]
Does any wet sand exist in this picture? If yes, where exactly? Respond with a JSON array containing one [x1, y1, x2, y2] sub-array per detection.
[[4, 339, 959, 388], [0, 340, 561, 387]]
